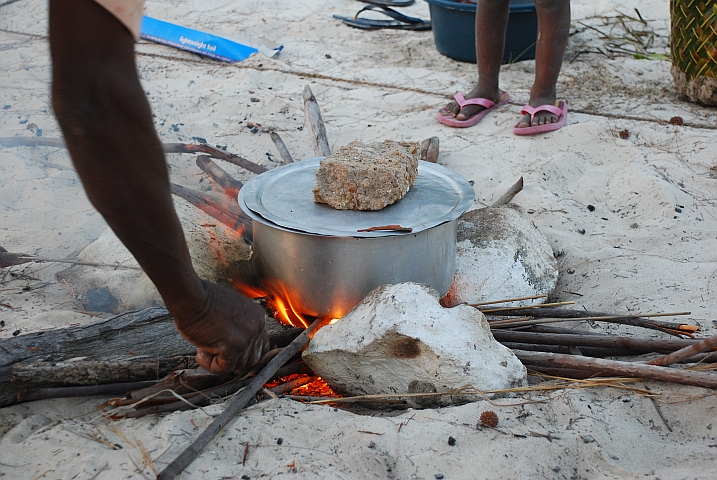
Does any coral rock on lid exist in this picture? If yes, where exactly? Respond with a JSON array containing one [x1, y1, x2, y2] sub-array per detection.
[[313, 140, 419, 211]]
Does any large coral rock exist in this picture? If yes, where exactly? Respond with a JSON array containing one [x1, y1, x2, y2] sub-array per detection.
[[303, 283, 526, 406], [442, 205, 558, 308], [56, 197, 256, 313]]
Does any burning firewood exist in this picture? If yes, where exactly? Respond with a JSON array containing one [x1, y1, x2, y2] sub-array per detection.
[[195, 155, 244, 199], [169, 183, 252, 240]]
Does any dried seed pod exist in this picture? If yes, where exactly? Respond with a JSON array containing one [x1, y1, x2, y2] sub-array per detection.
[[669, 116, 684, 126], [618, 129, 629, 139], [479, 410, 499, 428]]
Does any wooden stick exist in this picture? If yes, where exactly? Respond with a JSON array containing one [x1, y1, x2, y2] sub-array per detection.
[[480, 301, 574, 313], [646, 333, 717, 366], [270, 132, 294, 164], [4, 253, 142, 270], [514, 351, 717, 389], [169, 183, 252, 241], [114, 362, 311, 417], [527, 325, 605, 336], [157, 319, 321, 480], [492, 177, 524, 206], [490, 317, 607, 329], [303, 86, 331, 157], [0, 137, 269, 175], [0, 136, 66, 148], [486, 307, 696, 336], [19, 381, 158, 402], [524, 366, 602, 379], [120, 378, 254, 419], [1, 251, 33, 268], [492, 330, 696, 353], [486, 307, 691, 323], [420, 137, 439, 163], [551, 312, 691, 322], [163, 143, 268, 175], [196, 155, 244, 199], [501, 342, 641, 358], [470, 294, 546, 307]]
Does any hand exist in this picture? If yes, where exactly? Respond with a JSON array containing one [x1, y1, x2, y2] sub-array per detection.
[[173, 280, 270, 375]]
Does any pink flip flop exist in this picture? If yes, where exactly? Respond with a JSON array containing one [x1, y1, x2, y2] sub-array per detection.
[[513, 101, 568, 136], [437, 91, 511, 128]]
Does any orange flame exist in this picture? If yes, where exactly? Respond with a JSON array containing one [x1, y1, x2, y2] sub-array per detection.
[[234, 278, 309, 328]]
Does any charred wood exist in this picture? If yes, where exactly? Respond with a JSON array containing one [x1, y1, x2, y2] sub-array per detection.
[[196, 155, 244, 199]]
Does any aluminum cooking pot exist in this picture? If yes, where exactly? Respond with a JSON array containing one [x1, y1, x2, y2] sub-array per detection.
[[238, 158, 474, 318]]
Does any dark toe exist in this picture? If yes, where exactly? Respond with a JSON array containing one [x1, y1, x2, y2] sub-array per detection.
[[456, 104, 485, 120]]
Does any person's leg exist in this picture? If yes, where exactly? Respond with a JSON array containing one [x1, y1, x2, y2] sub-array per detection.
[[50, 0, 268, 373], [515, 0, 570, 128], [439, 0, 510, 121]]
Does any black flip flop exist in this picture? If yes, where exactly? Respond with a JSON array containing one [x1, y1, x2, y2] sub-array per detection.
[[334, 5, 431, 31], [357, 0, 415, 6]]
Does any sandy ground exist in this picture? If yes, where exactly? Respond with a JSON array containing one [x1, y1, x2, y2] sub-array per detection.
[[2, 0, 717, 478]]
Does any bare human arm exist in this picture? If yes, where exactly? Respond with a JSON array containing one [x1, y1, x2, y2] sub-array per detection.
[[49, 0, 269, 373]]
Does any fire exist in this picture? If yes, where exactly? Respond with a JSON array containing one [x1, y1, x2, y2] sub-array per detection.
[[234, 278, 309, 328], [232, 279, 344, 399]]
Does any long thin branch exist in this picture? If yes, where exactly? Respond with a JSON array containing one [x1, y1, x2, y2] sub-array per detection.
[[514, 351, 717, 389], [119, 361, 310, 418], [0, 136, 66, 148], [646, 333, 717, 366], [480, 301, 574, 313], [196, 155, 244, 199], [486, 307, 696, 336], [303, 86, 331, 157], [19, 381, 158, 402], [270, 132, 294, 164], [492, 330, 696, 353], [500, 342, 641, 358], [163, 143, 268, 174], [157, 320, 321, 480], [0, 137, 268, 175], [492, 177, 524, 206]]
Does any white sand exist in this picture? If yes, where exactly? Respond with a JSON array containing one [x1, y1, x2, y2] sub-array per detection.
[[1, 0, 717, 478]]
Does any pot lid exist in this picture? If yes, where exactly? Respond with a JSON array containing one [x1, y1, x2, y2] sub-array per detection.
[[238, 157, 475, 237]]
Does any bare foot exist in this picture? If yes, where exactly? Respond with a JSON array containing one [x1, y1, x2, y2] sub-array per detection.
[[516, 95, 559, 129], [174, 280, 270, 375], [439, 86, 502, 121]]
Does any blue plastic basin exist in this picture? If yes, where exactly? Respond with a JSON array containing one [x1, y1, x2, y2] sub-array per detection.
[[424, 0, 538, 63]]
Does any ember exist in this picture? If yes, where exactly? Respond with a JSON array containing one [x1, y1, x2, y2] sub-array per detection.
[[291, 376, 341, 398], [264, 374, 340, 398]]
